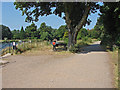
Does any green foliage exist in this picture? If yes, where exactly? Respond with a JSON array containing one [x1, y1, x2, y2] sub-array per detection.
[[69, 37, 93, 53], [116, 36, 120, 46], [38, 23, 67, 41], [14, 2, 100, 49], [57, 25, 68, 40], [63, 37, 68, 44], [14, 2, 99, 28], [25, 23, 38, 39], [19, 26, 26, 39], [2, 22, 67, 41], [69, 46, 79, 53], [63, 31, 68, 39], [40, 32, 50, 40], [0, 25, 12, 40], [12, 29, 20, 39], [100, 2, 120, 50], [38, 22, 53, 41], [77, 28, 88, 40], [82, 37, 87, 41]]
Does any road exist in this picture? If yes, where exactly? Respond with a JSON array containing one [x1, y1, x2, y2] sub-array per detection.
[[2, 41, 114, 88]]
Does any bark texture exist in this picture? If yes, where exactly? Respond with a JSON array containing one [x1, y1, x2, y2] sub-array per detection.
[[64, 3, 91, 50]]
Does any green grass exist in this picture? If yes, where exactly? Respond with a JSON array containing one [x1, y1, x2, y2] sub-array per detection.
[[104, 47, 118, 88], [1, 38, 98, 55], [1, 41, 50, 55]]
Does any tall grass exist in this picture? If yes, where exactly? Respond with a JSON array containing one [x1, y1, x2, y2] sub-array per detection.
[[1, 40, 51, 55]]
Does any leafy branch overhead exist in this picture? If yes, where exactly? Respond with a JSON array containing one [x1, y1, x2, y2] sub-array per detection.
[[14, 2, 100, 49], [14, 2, 99, 28]]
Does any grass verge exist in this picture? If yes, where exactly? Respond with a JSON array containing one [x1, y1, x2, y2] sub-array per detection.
[[104, 47, 118, 88]]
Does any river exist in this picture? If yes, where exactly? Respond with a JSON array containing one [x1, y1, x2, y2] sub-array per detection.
[[0, 42, 13, 51]]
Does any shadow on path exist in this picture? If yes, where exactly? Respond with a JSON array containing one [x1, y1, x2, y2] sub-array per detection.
[[78, 43, 106, 54]]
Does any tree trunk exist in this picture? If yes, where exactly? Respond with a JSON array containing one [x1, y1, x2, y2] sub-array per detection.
[[68, 31, 72, 50], [64, 3, 90, 51], [73, 6, 90, 44], [67, 30, 76, 51]]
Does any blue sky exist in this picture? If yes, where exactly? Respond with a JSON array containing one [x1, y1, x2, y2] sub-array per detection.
[[1, 2, 102, 30]]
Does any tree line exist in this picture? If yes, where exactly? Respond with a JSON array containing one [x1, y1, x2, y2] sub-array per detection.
[[0, 23, 66, 41], [0, 23, 101, 42]]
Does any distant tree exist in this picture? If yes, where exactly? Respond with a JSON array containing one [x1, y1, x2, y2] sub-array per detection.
[[50, 29, 58, 40], [19, 26, 26, 39], [40, 32, 50, 41], [92, 17, 104, 39], [38, 22, 53, 40], [25, 23, 38, 39], [0, 25, 12, 40], [50, 25, 68, 40], [77, 28, 88, 40], [12, 29, 20, 39], [57, 25, 67, 40]]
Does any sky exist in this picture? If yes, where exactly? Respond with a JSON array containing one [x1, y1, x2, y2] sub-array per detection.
[[1, 2, 102, 31]]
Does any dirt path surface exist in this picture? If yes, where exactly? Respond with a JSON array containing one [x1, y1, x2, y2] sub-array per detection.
[[2, 41, 114, 88]]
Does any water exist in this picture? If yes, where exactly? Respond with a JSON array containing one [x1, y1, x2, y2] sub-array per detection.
[[0, 42, 13, 51], [0, 41, 23, 51]]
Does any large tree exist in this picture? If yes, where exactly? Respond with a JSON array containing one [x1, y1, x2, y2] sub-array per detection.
[[100, 2, 120, 48], [14, 1, 100, 50], [0, 25, 12, 40]]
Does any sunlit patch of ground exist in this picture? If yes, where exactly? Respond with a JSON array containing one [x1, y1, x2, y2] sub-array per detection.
[[21, 44, 73, 58]]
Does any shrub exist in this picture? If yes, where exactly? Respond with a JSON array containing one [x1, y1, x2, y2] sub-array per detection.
[[69, 46, 79, 53]]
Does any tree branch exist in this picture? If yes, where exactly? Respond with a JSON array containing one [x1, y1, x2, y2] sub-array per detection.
[[74, 5, 90, 32]]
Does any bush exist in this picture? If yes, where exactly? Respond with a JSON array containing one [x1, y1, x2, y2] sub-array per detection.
[[63, 38, 68, 44], [69, 46, 79, 53], [82, 37, 88, 41]]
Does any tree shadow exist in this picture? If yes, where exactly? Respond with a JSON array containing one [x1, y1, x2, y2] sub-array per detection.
[[55, 47, 67, 52], [77, 44, 107, 54]]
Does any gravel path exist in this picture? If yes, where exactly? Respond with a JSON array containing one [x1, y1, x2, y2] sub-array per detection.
[[2, 41, 114, 88]]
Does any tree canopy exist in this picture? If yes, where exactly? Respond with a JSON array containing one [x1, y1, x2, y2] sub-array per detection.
[[100, 2, 120, 49], [19, 26, 26, 39], [0, 25, 12, 40], [25, 23, 38, 39]]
